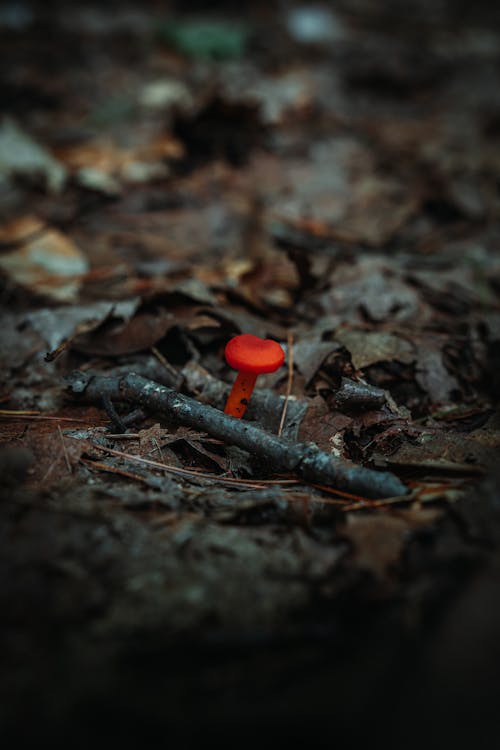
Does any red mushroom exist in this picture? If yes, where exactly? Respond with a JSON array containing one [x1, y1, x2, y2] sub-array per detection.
[[224, 334, 285, 418]]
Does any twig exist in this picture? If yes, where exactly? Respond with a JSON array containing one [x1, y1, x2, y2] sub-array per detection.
[[342, 492, 414, 512], [0, 409, 41, 416], [151, 437, 164, 462], [151, 346, 182, 386], [90, 444, 276, 489], [81, 458, 152, 486], [0, 412, 106, 423], [278, 331, 294, 437], [310, 483, 378, 509], [87, 446, 355, 508], [57, 425, 72, 473], [67, 371, 408, 499]]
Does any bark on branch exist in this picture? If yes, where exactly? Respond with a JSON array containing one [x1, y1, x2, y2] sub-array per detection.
[[66, 371, 408, 499]]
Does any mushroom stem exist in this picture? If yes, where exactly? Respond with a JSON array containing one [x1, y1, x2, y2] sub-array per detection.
[[224, 371, 258, 418]]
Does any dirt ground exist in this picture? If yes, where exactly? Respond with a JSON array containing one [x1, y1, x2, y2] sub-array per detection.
[[1, 1, 500, 744]]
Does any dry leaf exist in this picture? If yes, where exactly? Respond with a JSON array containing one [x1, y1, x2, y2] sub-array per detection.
[[0, 217, 88, 301], [335, 329, 415, 370]]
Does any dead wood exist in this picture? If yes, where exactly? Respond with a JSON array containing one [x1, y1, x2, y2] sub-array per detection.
[[66, 371, 408, 499]]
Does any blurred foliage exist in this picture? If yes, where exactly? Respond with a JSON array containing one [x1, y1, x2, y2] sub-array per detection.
[[158, 19, 249, 60]]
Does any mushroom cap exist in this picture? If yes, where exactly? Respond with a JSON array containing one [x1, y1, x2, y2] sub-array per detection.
[[225, 334, 285, 374]]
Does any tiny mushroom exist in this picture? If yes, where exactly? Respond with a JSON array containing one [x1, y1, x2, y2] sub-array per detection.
[[224, 333, 285, 418]]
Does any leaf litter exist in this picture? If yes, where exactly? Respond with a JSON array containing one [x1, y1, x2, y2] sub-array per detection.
[[1, 1, 500, 740]]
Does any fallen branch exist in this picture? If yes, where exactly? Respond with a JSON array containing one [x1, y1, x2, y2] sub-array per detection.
[[66, 371, 408, 499]]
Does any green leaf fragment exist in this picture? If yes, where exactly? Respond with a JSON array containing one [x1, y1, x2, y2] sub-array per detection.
[[159, 19, 249, 60]]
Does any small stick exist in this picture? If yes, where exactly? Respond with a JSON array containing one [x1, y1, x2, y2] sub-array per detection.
[[0, 409, 41, 416], [0, 412, 106, 423], [91, 444, 270, 489], [151, 346, 182, 385], [81, 458, 152, 486], [66, 371, 408, 499], [57, 425, 72, 473], [152, 437, 164, 462], [278, 331, 294, 437]]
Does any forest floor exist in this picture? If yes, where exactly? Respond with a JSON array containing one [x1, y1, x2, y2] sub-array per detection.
[[1, 1, 500, 744]]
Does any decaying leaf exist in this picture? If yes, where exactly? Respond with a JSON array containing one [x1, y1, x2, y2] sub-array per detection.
[[27, 299, 140, 353], [375, 423, 500, 470], [55, 136, 182, 194], [261, 138, 420, 246], [335, 329, 415, 370], [320, 260, 422, 324], [0, 217, 88, 301], [71, 309, 176, 356], [293, 338, 342, 384], [0, 117, 66, 192], [0, 313, 44, 373], [415, 345, 460, 405]]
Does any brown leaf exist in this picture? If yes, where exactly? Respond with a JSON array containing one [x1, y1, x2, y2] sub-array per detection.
[[319, 259, 422, 325], [293, 339, 342, 384], [71, 310, 176, 356], [259, 138, 420, 246], [0, 217, 88, 302], [415, 345, 460, 405], [298, 396, 353, 453], [335, 329, 415, 370]]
